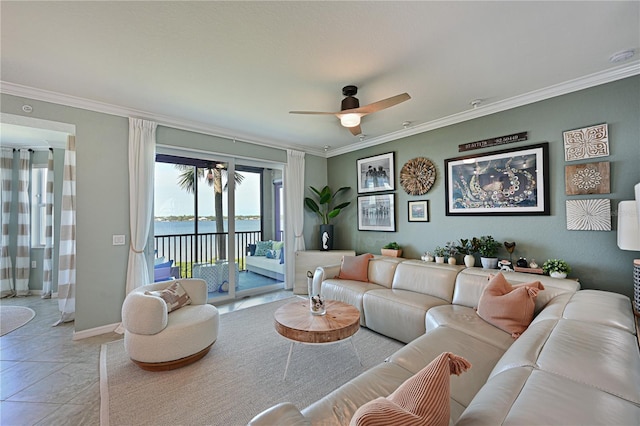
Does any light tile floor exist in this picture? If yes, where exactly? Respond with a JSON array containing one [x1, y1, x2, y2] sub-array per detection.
[[0, 289, 293, 425]]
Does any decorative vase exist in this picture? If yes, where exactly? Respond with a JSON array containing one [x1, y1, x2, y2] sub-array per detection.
[[435, 256, 445, 264], [448, 257, 457, 265], [464, 254, 475, 268], [319, 224, 333, 251], [480, 257, 498, 269], [309, 294, 326, 315], [550, 271, 567, 279]]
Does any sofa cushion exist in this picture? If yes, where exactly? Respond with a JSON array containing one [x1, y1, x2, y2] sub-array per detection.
[[145, 281, 192, 313], [302, 362, 414, 425], [425, 305, 515, 351], [338, 253, 374, 282], [321, 279, 386, 326], [457, 367, 640, 426], [476, 273, 544, 338], [254, 240, 273, 256], [363, 289, 449, 343], [562, 290, 637, 333], [350, 352, 471, 426], [388, 326, 507, 416], [392, 261, 462, 302]]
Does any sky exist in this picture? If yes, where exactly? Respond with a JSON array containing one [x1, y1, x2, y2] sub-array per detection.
[[154, 162, 261, 217]]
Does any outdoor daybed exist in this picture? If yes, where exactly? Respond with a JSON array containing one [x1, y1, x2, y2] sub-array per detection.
[[245, 241, 285, 281], [249, 257, 640, 425]]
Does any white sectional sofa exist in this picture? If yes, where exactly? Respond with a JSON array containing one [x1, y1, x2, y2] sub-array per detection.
[[249, 257, 640, 425]]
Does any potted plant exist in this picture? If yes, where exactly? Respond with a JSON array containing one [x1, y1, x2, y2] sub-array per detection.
[[304, 185, 351, 251], [456, 238, 478, 267], [542, 259, 571, 278], [444, 241, 459, 265], [475, 235, 501, 269], [381, 242, 402, 257], [433, 246, 446, 263]]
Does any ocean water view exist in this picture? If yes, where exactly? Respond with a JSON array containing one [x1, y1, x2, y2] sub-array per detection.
[[154, 219, 260, 235]]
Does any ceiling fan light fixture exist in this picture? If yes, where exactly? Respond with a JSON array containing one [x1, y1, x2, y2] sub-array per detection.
[[340, 113, 361, 128]]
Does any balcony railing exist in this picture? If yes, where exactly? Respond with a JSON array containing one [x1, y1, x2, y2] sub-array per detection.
[[154, 231, 263, 278]]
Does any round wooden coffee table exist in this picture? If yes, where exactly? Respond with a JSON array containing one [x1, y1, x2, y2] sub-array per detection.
[[274, 298, 361, 379]]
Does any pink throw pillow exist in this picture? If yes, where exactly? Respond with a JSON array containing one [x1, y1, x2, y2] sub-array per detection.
[[350, 352, 471, 426], [337, 253, 374, 282], [476, 272, 544, 338]]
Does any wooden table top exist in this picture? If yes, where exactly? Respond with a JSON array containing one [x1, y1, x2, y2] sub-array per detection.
[[274, 299, 360, 344]]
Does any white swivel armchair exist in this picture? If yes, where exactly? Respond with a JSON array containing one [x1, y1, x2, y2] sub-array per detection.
[[121, 278, 219, 371]]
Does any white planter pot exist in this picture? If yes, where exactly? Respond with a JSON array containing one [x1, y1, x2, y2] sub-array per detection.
[[435, 256, 445, 264], [480, 257, 498, 269], [448, 257, 457, 265], [550, 271, 567, 279], [464, 254, 475, 268]]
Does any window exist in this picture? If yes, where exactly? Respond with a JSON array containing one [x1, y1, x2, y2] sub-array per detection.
[[31, 166, 48, 246]]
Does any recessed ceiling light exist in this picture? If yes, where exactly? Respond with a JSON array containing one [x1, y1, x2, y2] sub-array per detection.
[[609, 49, 635, 63], [402, 121, 411, 129]]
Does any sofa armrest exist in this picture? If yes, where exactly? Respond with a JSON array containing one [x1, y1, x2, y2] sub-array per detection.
[[313, 264, 341, 296], [177, 278, 208, 305], [121, 292, 168, 335], [248, 402, 310, 426]]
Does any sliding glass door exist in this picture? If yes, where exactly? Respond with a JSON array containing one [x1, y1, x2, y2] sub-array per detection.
[[154, 150, 284, 303]]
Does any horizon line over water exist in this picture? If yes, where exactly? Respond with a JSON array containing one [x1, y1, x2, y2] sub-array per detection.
[[154, 219, 260, 236]]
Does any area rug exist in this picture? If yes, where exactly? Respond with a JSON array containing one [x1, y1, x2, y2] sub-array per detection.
[[100, 297, 403, 426], [0, 305, 36, 336]]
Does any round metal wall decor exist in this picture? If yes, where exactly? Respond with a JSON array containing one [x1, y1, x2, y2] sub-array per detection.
[[400, 157, 436, 195]]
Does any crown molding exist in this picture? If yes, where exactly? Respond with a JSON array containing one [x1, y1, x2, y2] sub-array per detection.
[[0, 81, 326, 158], [327, 61, 640, 157], [2, 60, 638, 160]]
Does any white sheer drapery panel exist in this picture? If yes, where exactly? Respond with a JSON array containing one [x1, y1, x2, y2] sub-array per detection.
[[125, 118, 156, 295], [14, 150, 31, 296], [0, 149, 14, 298], [42, 150, 54, 299], [284, 149, 305, 290], [55, 136, 76, 325]]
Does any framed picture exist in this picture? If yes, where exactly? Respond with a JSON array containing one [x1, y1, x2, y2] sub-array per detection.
[[356, 152, 395, 193], [358, 194, 395, 231], [408, 200, 429, 222], [444, 142, 550, 216]]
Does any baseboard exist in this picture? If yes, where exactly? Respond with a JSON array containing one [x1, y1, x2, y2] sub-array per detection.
[[73, 322, 120, 341]]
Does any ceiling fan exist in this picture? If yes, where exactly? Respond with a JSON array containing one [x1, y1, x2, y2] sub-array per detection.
[[290, 85, 411, 136]]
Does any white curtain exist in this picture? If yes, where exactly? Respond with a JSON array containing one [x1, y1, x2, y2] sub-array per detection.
[[125, 118, 156, 295], [14, 149, 31, 296], [284, 149, 305, 290], [55, 136, 76, 325], [0, 149, 14, 298], [42, 150, 54, 299]]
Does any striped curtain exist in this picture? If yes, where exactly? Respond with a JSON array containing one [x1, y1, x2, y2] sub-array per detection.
[[55, 136, 76, 325], [14, 149, 31, 296], [42, 150, 54, 299], [0, 149, 14, 298]]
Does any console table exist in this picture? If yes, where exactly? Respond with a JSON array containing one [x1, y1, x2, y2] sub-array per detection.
[[294, 250, 355, 295]]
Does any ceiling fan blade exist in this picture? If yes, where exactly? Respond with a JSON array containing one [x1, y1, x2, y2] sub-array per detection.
[[289, 110, 338, 115], [346, 93, 411, 114], [348, 124, 362, 136]]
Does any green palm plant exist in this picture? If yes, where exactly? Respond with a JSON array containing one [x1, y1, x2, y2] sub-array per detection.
[[176, 163, 244, 260], [304, 185, 351, 225]]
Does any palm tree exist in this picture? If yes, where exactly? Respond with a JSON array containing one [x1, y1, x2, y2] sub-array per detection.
[[176, 163, 244, 260]]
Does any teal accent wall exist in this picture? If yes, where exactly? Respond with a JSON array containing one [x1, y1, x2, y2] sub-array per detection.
[[0, 93, 325, 332], [327, 76, 640, 297]]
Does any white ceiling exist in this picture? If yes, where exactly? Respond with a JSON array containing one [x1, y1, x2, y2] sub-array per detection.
[[1, 1, 638, 157]]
